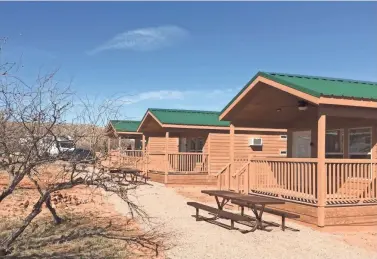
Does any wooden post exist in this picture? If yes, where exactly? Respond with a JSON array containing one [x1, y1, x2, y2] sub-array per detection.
[[142, 135, 146, 153], [142, 135, 146, 174], [287, 129, 293, 158], [107, 137, 111, 153], [344, 127, 349, 158], [164, 132, 169, 184], [372, 126, 377, 160], [118, 137, 121, 149], [244, 162, 249, 194], [230, 124, 235, 191], [317, 113, 326, 227], [208, 134, 211, 175]]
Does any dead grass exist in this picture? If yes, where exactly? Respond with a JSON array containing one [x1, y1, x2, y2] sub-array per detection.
[[0, 171, 167, 258]]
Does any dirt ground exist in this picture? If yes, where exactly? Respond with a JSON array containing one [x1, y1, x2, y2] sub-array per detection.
[[170, 184, 377, 253], [0, 171, 165, 259]]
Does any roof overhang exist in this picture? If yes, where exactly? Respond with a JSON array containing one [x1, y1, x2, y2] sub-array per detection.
[[106, 121, 142, 138], [137, 110, 286, 132], [220, 75, 377, 121]]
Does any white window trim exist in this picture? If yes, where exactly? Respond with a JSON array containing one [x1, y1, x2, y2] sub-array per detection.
[[348, 127, 372, 156]]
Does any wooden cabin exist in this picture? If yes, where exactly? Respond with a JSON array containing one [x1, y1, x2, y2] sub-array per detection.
[[106, 120, 143, 151], [219, 71, 377, 227], [137, 108, 287, 185], [105, 120, 144, 168]]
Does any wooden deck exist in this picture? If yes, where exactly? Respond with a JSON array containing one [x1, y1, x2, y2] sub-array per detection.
[[148, 171, 217, 185], [216, 157, 377, 226]]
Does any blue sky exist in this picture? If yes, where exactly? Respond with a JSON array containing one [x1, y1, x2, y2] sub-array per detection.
[[1, 2, 377, 121]]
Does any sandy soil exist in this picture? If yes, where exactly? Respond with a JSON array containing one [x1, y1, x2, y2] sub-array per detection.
[[111, 182, 377, 259]]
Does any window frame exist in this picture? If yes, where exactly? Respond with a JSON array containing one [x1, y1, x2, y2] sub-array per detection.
[[348, 127, 372, 157], [325, 128, 344, 156]]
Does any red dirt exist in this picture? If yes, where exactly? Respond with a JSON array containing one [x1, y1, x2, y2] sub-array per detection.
[[0, 170, 164, 258]]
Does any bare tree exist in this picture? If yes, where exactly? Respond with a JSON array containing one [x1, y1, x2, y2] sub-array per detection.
[[0, 43, 157, 256]]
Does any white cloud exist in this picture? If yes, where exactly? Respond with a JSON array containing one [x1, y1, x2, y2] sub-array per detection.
[[87, 25, 188, 55], [122, 90, 185, 104], [113, 87, 240, 119], [122, 88, 238, 105]]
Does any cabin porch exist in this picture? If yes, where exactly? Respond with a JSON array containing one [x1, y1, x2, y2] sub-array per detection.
[[219, 72, 377, 227]]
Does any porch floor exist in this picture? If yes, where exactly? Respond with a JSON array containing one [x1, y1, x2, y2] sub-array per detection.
[[147, 171, 216, 185]]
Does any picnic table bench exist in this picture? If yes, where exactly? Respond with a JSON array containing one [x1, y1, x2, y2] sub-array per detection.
[[187, 190, 286, 232], [231, 199, 299, 231], [187, 202, 251, 230]]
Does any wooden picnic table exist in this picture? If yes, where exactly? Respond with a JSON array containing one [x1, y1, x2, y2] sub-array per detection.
[[201, 190, 285, 231], [109, 168, 148, 183]]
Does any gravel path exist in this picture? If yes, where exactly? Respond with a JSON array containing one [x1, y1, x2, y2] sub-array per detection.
[[109, 183, 377, 259]]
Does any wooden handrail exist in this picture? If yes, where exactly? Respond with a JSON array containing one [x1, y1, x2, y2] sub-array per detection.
[[232, 162, 250, 178], [325, 159, 377, 163], [214, 163, 231, 177], [168, 152, 209, 155], [249, 157, 318, 162], [249, 157, 377, 163]]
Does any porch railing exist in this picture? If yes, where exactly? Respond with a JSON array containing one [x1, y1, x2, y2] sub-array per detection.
[[168, 153, 208, 174], [121, 150, 143, 157], [219, 157, 377, 206], [120, 150, 145, 171], [145, 152, 209, 174], [326, 159, 377, 204], [247, 158, 318, 204]]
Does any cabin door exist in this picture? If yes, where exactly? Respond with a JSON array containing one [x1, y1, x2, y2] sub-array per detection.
[[292, 131, 311, 158]]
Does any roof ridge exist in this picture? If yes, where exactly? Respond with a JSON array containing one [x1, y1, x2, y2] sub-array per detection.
[[111, 120, 140, 123], [148, 108, 221, 114], [264, 71, 377, 86]]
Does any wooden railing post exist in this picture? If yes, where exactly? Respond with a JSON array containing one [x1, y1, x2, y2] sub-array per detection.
[[107, 136, 111, 153], [229, 124, 235, 190], [244, 162, 250, 194], [142, 135, 146, 174], [317, 113, 327, 227], [164, 132, 169, 184]]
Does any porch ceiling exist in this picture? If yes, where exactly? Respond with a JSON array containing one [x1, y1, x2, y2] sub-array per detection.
[[138, 113, 165, 133], [225, 80, 377, 129], [229, 82, 319, 129]]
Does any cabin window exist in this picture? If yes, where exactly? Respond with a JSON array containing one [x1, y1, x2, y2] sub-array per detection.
[[280, 135, 287, 140], [326, 129, 344, 158], [349, 127, 372, 159], [179, 137, 204, 153]]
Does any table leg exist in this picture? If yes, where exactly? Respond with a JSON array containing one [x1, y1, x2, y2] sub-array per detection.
[[215, 196, 229, 210], [251, 204, 266, 231]]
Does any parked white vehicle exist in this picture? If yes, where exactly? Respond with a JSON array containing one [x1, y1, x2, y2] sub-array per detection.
[[19, 135, 75, 157]]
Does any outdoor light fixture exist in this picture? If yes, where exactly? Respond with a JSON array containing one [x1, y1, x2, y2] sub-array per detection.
[[276, 108, 282, 112], [298, 100, 308, 111]]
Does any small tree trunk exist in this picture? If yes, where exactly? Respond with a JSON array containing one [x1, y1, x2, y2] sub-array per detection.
[[0, 178, 19, 203], [0, 193, 47, 253], [45, 194, 62, 224], [1, 171, 26, 203]]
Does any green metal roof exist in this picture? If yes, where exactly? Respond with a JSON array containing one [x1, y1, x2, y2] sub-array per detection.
[[221, 71, 377, 113], [110, 120, 140, 132], [148, 108, 230, 127]]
